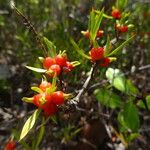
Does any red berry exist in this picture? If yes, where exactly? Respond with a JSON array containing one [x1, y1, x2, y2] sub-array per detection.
[[63, 61, 74, 73], [39, 81, 52, 92], [55, 55, 67, 67], [96, 30, 104, 38], [42, 96, 57, 116], [51, 91, 64, 105], [43, 57, 55, 69], [43, 102, 57, 116], [33, 94, 44, 108], [48, 64, 61, 76], [90, 47, 104, 61], [6, 140, 16, 150], [111, 8, 121, 19], [99, 58, 110, 67], [120, 26, 128, 33]]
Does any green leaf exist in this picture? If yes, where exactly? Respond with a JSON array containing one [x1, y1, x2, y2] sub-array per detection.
[[104, 36, 111, 56], [38, 57, 44, 63], [146, 95, 150, 105], [106, 68, 123, 80], [19, 109, 41, 141], [137, 95, 150, 109], [126, 79, 138, 95], [94, 88, 121, 109], [116, 0, 128, 9], [22, 97, 33, 103], [71, 61, 80, 67], [26, 66, 46, 73], [113, 76, 126, 93], [31, 87, 43, 93], [34, 117, 45, 149], [118, 111, 127, 132], [89, 8, 104, 41], [103, 13, 113, 19], [43, 37, 56, 57], [107, 35, 135, 57], [127, 133, 140, 142], [123, 102, 140, 132], [46, 86, 56, 94], [52, 75, 57, 87], [106, 68, 138, 95], [70, 38, 90, 59]]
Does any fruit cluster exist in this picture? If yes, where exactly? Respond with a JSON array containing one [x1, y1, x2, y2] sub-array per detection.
[[23, 80, 72, 116], [89, 47, 111, 67], [42, 52, 74, 77], [111, 8, 128, 33]]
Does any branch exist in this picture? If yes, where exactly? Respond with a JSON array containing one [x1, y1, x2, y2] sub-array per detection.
[[70, 63, 97, 104]]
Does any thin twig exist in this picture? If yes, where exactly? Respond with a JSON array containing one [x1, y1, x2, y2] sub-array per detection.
[[70, 63, 97, 104], [138, 64, 150, 70]]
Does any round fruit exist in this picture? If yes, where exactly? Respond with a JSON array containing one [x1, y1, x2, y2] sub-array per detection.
[[120, 26, 128, 33], [48, 64, 61, 76], [99, 58, 110, 67], [39, 81, 52, 92], [42, 101, 57, 116], [43, 57, 55, 69], [33, 93, 51, 108], [55, 55, 67, 67], [63, 61, 73, 73], [51, 91, 64, 105], [111, 8, 121, 19], [6, 140, 16, 150], [33, 94, 44, 108], [90, 47, 104, 61], [96, 30, 104, 38]]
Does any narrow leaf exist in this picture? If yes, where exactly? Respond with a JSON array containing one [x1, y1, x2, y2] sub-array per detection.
[[103, 13, 113, 19], [31, 87, 43, 93], [70, 38, 90, 59], [19, 109, 41, 141], [52, 76, 57, 87], [71, 61, 80, 67], [26, 66, 46, 73], [90, 8, 104, 41], [116, 0, 128, 9], [104, 35, 111, 56], [107, 35, 135, 56], [46, 86, 56, 94], [34, 117, 45, 149], [22, 97, 33, 103], [43, 37, 56, 57]]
